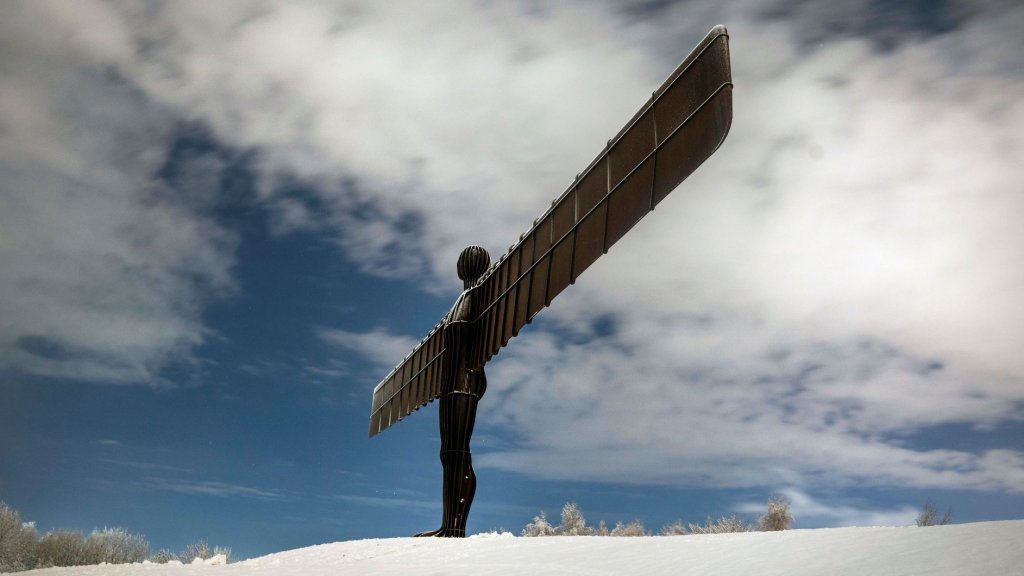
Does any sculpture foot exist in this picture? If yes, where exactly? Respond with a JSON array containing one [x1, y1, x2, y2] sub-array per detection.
[[414, 528, 444, 537]]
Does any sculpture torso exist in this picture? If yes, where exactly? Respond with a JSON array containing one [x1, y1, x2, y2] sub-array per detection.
[[444, 287, 487, 398]]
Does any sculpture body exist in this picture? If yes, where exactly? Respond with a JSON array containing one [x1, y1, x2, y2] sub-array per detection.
[[369, 26, 734, 536], [415, 246, 490, 537]]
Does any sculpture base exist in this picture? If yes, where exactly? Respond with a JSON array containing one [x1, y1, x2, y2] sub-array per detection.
[[414, 528, 466, 538]]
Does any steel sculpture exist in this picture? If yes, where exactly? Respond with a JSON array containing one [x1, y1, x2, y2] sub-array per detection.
[[368, 25, 734, 537]]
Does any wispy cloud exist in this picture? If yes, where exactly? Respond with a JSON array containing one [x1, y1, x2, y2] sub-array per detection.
[[98, 459, 195, 474], [303, 364, 348, 379], [317, 327, 419, 372], [140, 477, 281, 500], [334, 493, 436, 512]]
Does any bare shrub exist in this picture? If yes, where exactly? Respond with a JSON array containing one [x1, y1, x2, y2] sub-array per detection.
[[558, 502, 593, 536], [36, 530, 89, 567], [172, 540, 232, 564], [595, 520, 609, 536], [1, 503, 154, 570], [180, 538, 212, 564], [521, 512, 558, 537], [610, 520, 647, 537], [85, 527, 149, 564], [660, 520, 688, 536], [36, 527, 149, 567], [758, 495, 794, 531], [213, 546, 233, 564], [0, 502, 39, 572], [916, 500, 952, 527], [150, 549, 179, 564], [688, 514, 753, 534]]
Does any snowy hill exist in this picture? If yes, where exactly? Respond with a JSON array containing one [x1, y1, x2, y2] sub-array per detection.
[[27, 521, 1024, 576]]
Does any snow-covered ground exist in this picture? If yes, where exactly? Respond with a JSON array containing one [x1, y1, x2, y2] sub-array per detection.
[[26, 520, 1024, 576]]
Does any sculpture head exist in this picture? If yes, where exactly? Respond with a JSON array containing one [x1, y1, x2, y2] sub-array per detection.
[[457, 245, 490, 288]]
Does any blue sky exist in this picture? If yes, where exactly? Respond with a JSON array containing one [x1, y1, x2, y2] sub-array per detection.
[[2, 0, 1023, 560]]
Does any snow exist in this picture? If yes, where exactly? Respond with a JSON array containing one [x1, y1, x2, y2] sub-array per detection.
[[25, 521, 1024, 576]]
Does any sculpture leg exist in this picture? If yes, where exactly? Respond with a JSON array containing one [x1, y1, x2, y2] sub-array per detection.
[[416, 392, 478, 537], [439, 449, 476, 536]]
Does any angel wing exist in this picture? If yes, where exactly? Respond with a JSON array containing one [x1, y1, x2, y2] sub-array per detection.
[[369, 25, 732, 437]]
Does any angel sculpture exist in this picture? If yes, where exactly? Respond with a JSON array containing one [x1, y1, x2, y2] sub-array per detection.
[[368, 26, 733, 537]]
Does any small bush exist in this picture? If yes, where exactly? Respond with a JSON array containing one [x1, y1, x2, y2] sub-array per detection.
[[688, 514, 753, 534], [213, 546, 233, 564], [610, 520, 647, 537], [521, 503, 648, 537], [180, 538, 212, 564], [36, 530, 88, 567], [150, 549, 179, 564], [521, 512, 558, 537], [85, 527, 149, 564], [0, 502, 39, 572], [660, 520, 688, 536], [916, 500, 952, 527], [558, 502, 592, 536], [154, 539, 232, 565], [758, 495, 793, 531]]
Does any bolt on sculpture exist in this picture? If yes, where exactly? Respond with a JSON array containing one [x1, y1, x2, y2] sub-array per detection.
[[369, 25, 734, 537]]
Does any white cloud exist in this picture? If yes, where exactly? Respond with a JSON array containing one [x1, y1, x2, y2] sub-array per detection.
[[466, 3, 1024, 493], [4, 0, 1022, 496], [476, 326, 1024, 492], [260, 1, 1021, 492], [70, 0, 668, 287], [736, 489, 918, 528], [0, 1, 237, 383]]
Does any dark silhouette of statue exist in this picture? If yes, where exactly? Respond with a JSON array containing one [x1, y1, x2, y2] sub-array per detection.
[[415, 246, 490, 537], [368, 25, 734, 537]]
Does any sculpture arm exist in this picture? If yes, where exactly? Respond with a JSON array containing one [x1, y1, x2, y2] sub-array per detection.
[[468, 25, 732, 368], [367, 322, 447, 437]]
